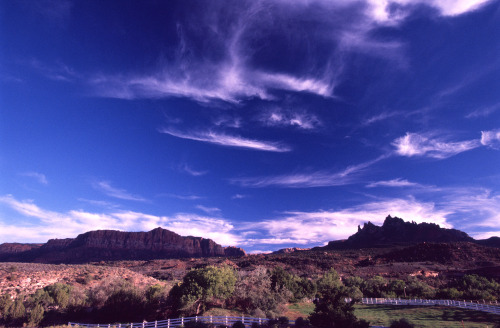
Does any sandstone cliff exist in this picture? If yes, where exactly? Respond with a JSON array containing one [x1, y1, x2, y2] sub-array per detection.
[[0, 227, 245, 263]]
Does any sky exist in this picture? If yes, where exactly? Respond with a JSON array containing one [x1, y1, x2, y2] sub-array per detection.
[[1, 0, 499, 253]]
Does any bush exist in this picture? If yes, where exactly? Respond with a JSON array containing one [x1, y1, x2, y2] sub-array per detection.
[[232, 267, 289, 317], [168, 266, 236, 315], [389, 318, 415, 328], [28, 303, 44, 326]]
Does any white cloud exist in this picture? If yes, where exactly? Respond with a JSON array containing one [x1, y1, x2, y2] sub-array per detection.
[[241, 197, 452, 246], [365, 0, 491, 24], [232, 156, 386, 188], [232, 194, 247, 199], [472, 231, 500, 240], [20, 172, 48, 185], [158, 194, 203, 201], [92, 181, 147, 202], [480, 128, 500, 149], [160, 128, 291, 152], [196, 205, 222, 215], [0, 195, 240, 246], [393, 132, 481, 159], [180, 164, 207, 176], [441, 188, 500, 229], [466, 103, 500, 118], [366, 178, 421, 188], [258, 107, 321, 130]]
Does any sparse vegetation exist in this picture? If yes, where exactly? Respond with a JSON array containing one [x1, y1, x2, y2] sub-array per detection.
[[1, 243, 499, 328]]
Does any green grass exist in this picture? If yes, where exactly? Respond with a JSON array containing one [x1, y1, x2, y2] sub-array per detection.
[[354, 305, 500, 328], [286, 302, 316, 319]]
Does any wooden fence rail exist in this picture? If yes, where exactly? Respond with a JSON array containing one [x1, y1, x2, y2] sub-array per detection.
[[69, 316, 292, 328], [346, 298, 500, 315], [68, 298, 500, 328]]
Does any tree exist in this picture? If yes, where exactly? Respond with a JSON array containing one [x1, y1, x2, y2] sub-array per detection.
[[270, 267, 316, 301], [309, 286, 369, 328], [100, 284, 146, 323], [0, 293, 13, 320], [169, 266, 236, 315], [28, 303, 45, 327], [361, 276, 387, 298], [316, 269, 342, 297], [232, 266, 289, 317], [45, 283, 72, 309], [8, 297, 26, 324]]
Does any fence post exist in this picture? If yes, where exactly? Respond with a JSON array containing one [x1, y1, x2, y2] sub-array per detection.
[[225, 316, 228, 326], [155, 321, 157, 328], [168, 319, 170, 328], [182, 317, 184, 326]]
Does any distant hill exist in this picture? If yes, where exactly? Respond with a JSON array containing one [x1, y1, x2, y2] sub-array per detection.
[[323, 215, 488, 250], [0, 227, 246, 264]]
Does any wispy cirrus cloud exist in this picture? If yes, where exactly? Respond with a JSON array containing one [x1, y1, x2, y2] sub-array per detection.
[[157, 193, 203, 201], [258, 107, 321, 130], [160, 127, 291, 152], [196, 205, 222, 215], [232, 156, 386, 188], [86, 0, 415, 105], [366, 178, 422, 188], [92, 181, 147, 202], [180, 163, 207, 176], [392, 132, 481, 159], [0, 194, 240, 245], [481, 128, 500, 149], [364, 0, 491, 24], [20, 172, 48, 185], [466, 103, 500, 118]]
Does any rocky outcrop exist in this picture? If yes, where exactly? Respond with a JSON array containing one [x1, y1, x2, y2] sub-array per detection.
[[0, 227, 246, 264], [0, 243, 42, 254], [476, 237, 500, 248], [325, 215, 474, 249], [273, 247, 310, 254]]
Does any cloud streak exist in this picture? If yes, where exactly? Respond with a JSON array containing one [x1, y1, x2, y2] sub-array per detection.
[[92, 181, 147, 202], [366, 178, 422, 188], [20, 172, 48, 185], [258, 107, 321, 130], [232, 156, 386, 188], [160, 128, 291, 152], [392, 132, 481, 159]]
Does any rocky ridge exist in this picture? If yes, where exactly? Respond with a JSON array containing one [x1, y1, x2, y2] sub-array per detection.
[[324, 215, 475, 249], [0, 227, 246, 264]]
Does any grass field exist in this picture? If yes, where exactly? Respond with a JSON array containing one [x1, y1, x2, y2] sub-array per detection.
[[355, 305, 500, 328], [287, 303, 500, 327]]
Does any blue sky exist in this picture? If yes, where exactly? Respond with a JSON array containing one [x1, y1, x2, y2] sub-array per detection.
[[1, 0, 499, 253]]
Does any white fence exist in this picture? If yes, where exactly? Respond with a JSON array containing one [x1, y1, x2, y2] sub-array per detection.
[[69, 316, 290, 328], [348, 297, 500, 315], [68, 298, 500, 328]]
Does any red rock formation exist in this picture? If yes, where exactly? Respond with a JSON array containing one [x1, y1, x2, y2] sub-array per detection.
[[0, 227, 246, 263]]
